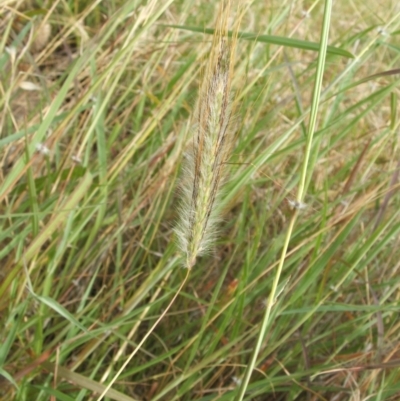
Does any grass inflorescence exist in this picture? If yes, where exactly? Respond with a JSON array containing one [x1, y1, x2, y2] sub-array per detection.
[[175, 3, 237, 269]]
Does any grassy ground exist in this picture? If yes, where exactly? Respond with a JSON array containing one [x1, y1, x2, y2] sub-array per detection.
[[1, 0, 400, 400]]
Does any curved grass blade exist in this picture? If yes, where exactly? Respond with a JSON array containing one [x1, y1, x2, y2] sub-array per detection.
[[40, 362, 138, 401], [163, 24, 354, 58]]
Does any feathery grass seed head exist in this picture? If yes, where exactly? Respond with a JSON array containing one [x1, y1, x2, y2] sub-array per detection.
[[175, 3, 236, 269]]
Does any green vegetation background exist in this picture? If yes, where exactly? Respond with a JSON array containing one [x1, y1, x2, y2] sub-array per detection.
[[1, 0, 400, 400]]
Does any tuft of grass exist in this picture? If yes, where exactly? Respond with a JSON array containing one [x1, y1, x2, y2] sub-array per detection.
[[2, 0, 400, 400]]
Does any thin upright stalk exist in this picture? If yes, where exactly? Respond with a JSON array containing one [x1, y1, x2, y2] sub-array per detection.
[[234, 1, 333, 399]]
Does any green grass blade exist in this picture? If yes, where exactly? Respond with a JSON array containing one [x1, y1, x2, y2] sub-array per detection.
[[163, 24, 354, 58]]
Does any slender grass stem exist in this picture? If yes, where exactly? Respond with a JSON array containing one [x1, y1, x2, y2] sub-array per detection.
[[234, 1, 333, 399], [96, 269, 190, 401]]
